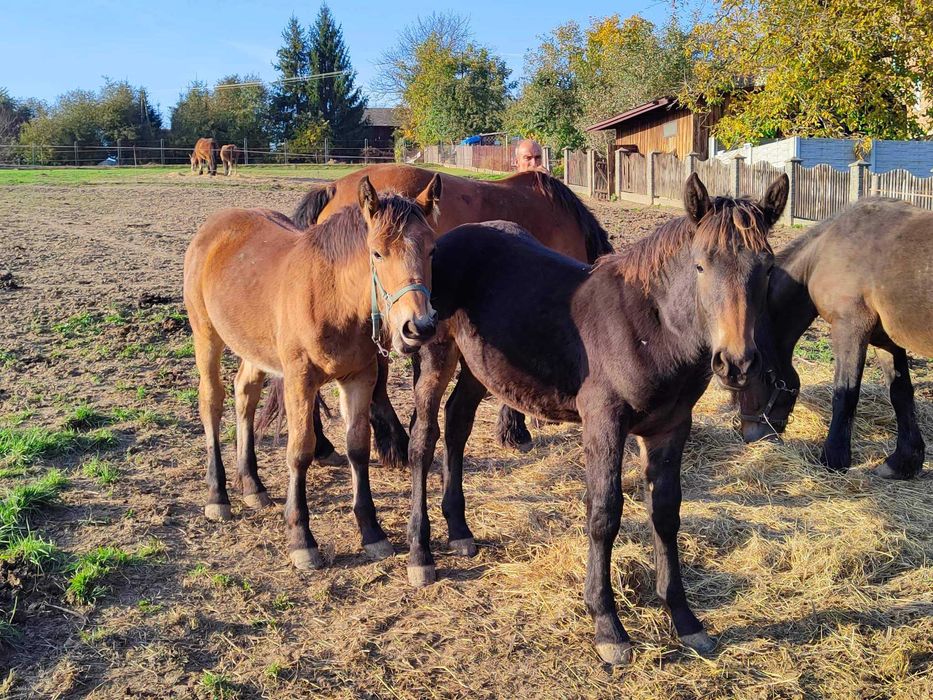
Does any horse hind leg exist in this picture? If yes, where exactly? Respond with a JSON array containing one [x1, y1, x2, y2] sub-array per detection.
[[192, 325, 231, 521], [338, 363, 393, 560], [874, 346, 925, 479], [371, 352, 409, 468], [496, 404, 533, 452], [234, 359, 273, 508]]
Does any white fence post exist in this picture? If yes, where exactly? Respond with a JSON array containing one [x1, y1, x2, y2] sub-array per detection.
[[647, 151, 657, 204], [686, 151, 699, 177], [848, 159, 869, 202], [243, 138, 248, 165], [781, 157, 801, 227], [614, 148, 622, 198], [543, 146, 552, 173], [586, 148, 594, 197], [562, 148, 569, 184]]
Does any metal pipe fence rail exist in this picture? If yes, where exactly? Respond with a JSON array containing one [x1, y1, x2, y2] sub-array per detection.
[[0, 141, 396, 168], [564, 147, 933, 224]]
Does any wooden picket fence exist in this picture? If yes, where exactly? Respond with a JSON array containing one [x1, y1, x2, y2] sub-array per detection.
[[871, 169, 933, 211], [564, 146, 933, 224]]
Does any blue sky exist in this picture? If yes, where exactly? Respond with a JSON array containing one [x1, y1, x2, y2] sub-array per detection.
[[2, 0, 705, 121]]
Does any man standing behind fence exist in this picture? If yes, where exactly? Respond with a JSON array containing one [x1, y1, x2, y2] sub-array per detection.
[[515, 139, 546, 172]]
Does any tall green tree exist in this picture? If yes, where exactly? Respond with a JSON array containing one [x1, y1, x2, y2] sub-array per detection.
[[307, 3, 367, 143], [269, 15, 311, 140], [686, 0, 933, 146]]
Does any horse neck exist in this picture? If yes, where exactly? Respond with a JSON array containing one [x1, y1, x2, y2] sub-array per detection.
[[770, 236, 820, 358], [641, 248, 709, 363], [297, 230, 372, 324]]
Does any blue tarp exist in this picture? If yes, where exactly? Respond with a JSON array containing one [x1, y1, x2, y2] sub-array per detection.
[[460, 135, 482, 145]]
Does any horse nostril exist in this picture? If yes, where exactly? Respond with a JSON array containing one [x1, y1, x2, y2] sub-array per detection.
[[712, 351, 727, 377], [402, 320, 418, 339]]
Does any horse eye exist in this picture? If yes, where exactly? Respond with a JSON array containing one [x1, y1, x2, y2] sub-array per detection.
[[372, 250, 383, 261], [695, 264, 704, 273]]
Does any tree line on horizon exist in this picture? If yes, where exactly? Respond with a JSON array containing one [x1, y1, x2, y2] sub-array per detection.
[[1, 1, 931, 165]]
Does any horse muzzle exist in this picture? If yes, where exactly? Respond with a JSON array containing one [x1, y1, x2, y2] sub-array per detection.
[[712, 348, 760, 391], [395, 311, 438, 354]]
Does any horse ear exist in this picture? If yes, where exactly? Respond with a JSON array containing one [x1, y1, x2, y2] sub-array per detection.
[[416, 173, 442, 217], [759, 174, 789, 229], [358, 176, 379, 222], [684, 172, 711, 225]]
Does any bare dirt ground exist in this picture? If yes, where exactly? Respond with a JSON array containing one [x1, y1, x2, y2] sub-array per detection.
[[0, 178, 931, 699]]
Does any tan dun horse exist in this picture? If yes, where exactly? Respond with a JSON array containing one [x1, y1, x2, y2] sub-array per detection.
[[737, 197, 932, 478], [220, 144, 239, 176], [265, 163, 614, 467], [183, 175, 441, 569], [190, 137, 218, 176]]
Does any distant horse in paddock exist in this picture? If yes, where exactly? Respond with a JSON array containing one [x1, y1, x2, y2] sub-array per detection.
[[737, 197, 932, 478], [189, 137, 218, 176], [407, 173, 788, 665], [260, 163, 614, 467], [220, 144, 239, 176], [183, 175, 441, 569]]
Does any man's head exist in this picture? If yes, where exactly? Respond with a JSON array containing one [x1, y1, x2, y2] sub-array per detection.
[[515, 139, 544, 172]]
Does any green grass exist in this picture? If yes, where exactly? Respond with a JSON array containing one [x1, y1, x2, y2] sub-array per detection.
[[52, 312, 101, 338], [81, 457, 120, 485], [0, 162, 504, 187], [0, 425, 116, 470], [172, 388, 199, 407], [200, 670, 237, 699], [65, 545, 148, 604], [0, 350, 16, 368], [0, 471, 67, 569], [795, 333, 834, 363], [0, 618, 21, 647], [171, 338, 195, 358], [63, 404, 111, 431]]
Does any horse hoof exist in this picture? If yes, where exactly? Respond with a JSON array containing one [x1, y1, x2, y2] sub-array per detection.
[[204, 504, 232, 521], [449, 537, 477, 557], [407, 564, 436, 588], [290, 547, 324, 570], [595, 642, 633, 666], [315, 450, 348, 467], [363, 539, 394, 561], [680, 631, 717, 655], [242, 491, 274, 509], [514, 440, 533, 454], [874, 462, 900, 479]]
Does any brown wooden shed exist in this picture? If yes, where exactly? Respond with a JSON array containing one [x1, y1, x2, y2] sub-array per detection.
[[586, 97, 723, 160]]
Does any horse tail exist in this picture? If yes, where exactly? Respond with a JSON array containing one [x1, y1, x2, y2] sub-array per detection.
[[254, 380, 332, 440], [293, 183, 336, 230], [532, 171, 614, 263]]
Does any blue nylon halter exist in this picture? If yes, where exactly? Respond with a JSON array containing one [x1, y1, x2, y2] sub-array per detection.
[[370, 255, 431, 356]]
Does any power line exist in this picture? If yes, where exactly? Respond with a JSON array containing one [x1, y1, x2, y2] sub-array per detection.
[[214, 71, 348, 90]]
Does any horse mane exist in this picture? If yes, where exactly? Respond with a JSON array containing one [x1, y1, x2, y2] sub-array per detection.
[[525, 171, 614, 262], [293, 183, 336, 230], [598, 196, 772, 293], [302, 191, 429, 262]]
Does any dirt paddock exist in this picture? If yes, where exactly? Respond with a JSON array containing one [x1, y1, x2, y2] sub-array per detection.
[[0, 176, 931, 699]]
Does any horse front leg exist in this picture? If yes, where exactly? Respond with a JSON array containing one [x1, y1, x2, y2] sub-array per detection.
[[496, 405, 533, 452], [441, 360, 487, 556], [282, 366, 323, 570], [874, 345, 925, 479], [194, 329, 231, 521], [821, 319, 871, 471], [580, 398, 631, 665], [407, 338, 459, 587], [337, 362, 393, 560], [370, 352, 410, 468], [638, 419, 714, 655]]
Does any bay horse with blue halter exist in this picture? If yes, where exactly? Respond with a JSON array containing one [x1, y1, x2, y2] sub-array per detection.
[[407, 173, 788, 664], [183, 174, 441, 569]]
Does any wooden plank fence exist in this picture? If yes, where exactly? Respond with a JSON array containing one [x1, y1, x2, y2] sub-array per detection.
[[617, 152, 647, 195], [694, 157, 731, 197], [654, 153, 683, 201], [566, 150, 588, 190], [793, 163, 850, 221], [740, 160, 784, 200], [872, 169, 933, 211]]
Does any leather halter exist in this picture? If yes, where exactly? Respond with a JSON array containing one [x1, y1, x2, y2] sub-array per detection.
[[735, 368, 798, 434], [370, 255, 430, 357]]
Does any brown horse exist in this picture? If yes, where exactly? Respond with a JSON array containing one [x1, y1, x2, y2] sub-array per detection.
[[190, 137, 218, 176], [268, 163, 614, 466], [220, 144, 238, 176], [737, 197, 932, 478], [408, 173, 788, 664], [183, 175, 441, 569]]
